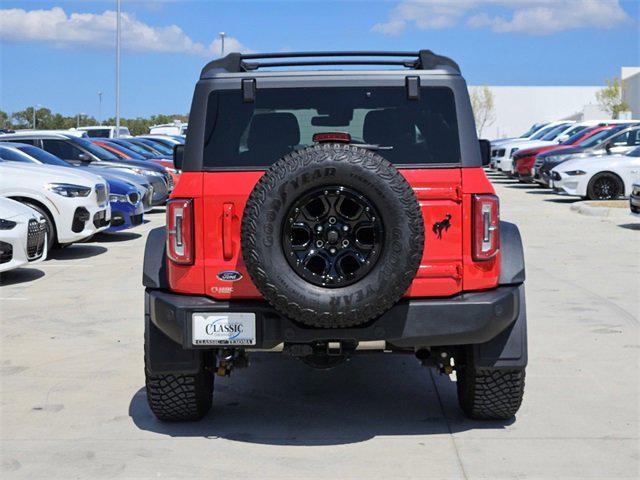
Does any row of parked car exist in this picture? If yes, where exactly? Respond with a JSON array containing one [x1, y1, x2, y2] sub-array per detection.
[[489, 120, 640, 214], [0, 129, 184, 273]]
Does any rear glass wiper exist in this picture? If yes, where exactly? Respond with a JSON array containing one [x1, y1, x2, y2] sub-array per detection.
[[356, 144, 394, 150]]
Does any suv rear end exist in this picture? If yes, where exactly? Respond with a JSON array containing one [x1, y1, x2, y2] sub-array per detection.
[[143, 51, 527, 422]]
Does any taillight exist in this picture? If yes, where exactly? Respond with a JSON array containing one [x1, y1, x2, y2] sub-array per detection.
[[167, 199, 194, 265], [472, 194, 499, 261]]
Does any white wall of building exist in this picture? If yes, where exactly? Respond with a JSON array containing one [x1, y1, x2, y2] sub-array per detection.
[[470, 67, 640, 140], [621, 67, 640, 119], [469, 86, 602, 139]]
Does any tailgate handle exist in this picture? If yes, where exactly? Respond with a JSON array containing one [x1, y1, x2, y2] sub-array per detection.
[[222, 203, 236, 260]]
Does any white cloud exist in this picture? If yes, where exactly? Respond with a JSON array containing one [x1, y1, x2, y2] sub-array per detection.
[[373, 0, 478, 34], [0, 7, 252, 56], [373, 0, 633, 36]]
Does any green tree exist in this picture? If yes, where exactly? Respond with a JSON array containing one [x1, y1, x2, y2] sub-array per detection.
[[5, 106, 188, 134], [596, 77, 630, 119], [470, 86, 496, 137], [11, 107, 36, 128], [0, 110, 9, 128]]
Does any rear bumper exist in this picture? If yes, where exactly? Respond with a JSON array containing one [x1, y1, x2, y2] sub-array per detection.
[[146, 284, 524, 350]]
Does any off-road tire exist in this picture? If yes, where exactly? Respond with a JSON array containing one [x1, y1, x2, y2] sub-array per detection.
[[24, 202, 56, 252], [241, 143, 424, 328], [457, 365, 526, 420], [144, 338, 214, 421]]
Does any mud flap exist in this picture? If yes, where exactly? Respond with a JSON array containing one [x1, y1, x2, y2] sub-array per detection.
[[145, 293, 204, 375], [472, 285, 527, 369]]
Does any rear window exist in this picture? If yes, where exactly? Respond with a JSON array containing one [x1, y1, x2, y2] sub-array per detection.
[[84, 128, 111, 138], [203, 86, 460, 169]]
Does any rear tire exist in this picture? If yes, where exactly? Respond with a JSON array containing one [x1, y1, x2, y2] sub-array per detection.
[[456, 354, 525, 420], [145, 369, 214, 422], [144, 336, 214, 422]]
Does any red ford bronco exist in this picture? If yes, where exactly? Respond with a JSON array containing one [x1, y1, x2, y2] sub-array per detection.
[[143, 51, 527, 422]]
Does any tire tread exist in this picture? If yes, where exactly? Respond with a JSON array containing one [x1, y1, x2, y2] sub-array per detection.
[[457, 366, 525, 420]]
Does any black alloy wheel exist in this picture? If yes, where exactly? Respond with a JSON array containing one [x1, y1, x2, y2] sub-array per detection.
[[588, 173, 623, 200], [282, 186, 384, 288]]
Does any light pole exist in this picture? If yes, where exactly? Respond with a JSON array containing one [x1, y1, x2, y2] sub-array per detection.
[[32, 104, 41, 129], [115, 0, 121, 137], [97, 91, 103, 125], [219, 32, 226, 57], [76, 113, 85, 129]]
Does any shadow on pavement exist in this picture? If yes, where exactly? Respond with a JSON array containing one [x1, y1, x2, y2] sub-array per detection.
[[504, 184, 537, 190], [93, 232, 143, 243], [47, 245, 107, 260], [129, 354, 513, 445], [525, 190, 554, 195], [0, 267, 45, 286], [618, 222, 640, 230], [544, 198, 582, 204], [148, 208, 166, 215]]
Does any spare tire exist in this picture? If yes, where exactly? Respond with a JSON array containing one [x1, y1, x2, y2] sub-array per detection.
[[241, 144, 424, 328]]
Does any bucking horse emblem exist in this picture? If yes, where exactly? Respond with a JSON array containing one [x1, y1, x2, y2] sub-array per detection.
[[432, 214, 452, 239]]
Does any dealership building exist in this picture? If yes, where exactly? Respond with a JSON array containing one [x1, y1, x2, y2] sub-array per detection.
[[474, 66, 640, 140]]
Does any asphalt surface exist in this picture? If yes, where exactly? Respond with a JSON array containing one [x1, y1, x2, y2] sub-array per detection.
[[1, 176, 639, 479]]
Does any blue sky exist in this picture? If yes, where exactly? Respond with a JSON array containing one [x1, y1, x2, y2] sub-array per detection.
[[1, 0, 638, 119]]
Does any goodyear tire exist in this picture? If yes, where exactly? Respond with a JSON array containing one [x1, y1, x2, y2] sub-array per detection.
[[241, 144, 424, 328]]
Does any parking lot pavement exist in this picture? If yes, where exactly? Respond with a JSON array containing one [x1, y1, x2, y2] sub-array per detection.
[[1, 181, 639, 480]]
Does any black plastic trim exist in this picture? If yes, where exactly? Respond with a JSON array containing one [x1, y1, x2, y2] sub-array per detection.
[[145, 284, 524, 352], [406, 76, 420, 100], [201, 50, 460, 77], [197, 162, 463, 173], [498, 221, 526, 285], [142, 226, 169, 289], [473, 285, 527, 369], [242, 78, 256, 102]]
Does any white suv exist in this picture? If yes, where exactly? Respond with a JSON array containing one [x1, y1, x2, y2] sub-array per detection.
[[77, 126, 131, 138], [149, 123, 187, 135], [0, 197, 47, 272], [0, 162, 111, 251]]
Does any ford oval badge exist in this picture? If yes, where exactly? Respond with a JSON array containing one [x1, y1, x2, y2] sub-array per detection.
[[217, 270, 243, 282]]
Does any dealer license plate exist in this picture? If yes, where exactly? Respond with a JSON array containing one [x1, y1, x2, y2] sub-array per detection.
[[192, 313, 256, 345]]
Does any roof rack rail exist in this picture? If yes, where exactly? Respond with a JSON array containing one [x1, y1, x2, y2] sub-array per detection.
[[200, 50, 460, 77]]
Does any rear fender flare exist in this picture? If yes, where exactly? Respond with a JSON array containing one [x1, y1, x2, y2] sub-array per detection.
[[471, 285, 527, 369], [143, 226, 169, 289], [499, 221, 525, 285]]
